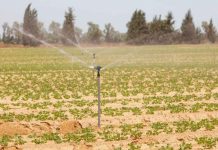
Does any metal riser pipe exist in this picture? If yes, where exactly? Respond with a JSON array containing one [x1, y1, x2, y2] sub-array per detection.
[[97, 75, 101, 128]]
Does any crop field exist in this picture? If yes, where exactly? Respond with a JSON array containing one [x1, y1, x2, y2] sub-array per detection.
[[1, 44, 218, 150]]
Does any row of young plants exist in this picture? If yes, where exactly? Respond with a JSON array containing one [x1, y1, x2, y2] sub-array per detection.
[[0, 107, 140, 121], [0, 111, 68, 122], [4, 92, 217, 109], [96, 118, 218, 144], [0, 47, 84, 72], [0, 124, 143, 146], [147, 118, 218, 135], [1, 130, 217, 149], [99, 123, 144, 141], [0, 135, 195, 150], [0, 71, 95, 101], [3, 100, 96, 111], [154, 137, 218, 150], [1, 68, 218, 101], [145, 102, 218, 114], [102, 68, 218, 96], [150, 137, 218, 150], [143, 93, 215, 105], [0, 136, 216, 150], [0, 128, 95, 146], [1, 102, 218, 121]]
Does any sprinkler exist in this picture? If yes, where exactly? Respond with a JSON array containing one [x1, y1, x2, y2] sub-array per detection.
[[93, 53, 96, 62], [89, 54, 102, 128], [95, 65, 102, 128]]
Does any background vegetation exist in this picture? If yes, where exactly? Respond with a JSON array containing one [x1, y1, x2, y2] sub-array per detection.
[[0, 4, 217, 46]]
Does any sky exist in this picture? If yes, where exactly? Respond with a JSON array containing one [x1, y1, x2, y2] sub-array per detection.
[[0, 0, 218, 33]]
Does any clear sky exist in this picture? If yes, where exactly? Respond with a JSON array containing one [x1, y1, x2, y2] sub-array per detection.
[[0, 0, 218, 33]]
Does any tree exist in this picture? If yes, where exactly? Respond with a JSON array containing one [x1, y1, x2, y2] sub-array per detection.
[[104, 23, 114, 42], [48, 21, 61, 43], [23, 3, 40, 46], [207, 19, 216, 43], [202, 19, 216, 43], [12, 22, 22, 44], [49, 21, 61, 34], [2, 23, 14, 44], [181, 10, 196, 42], [149, 15, 163, 34], [164, 12, 175, 33], [62, 8, 76, 45], [127, 10, 148, 43], [202, 21, 209, 34], [195, 27, 203, 43], [38, 22, 47, 40], [86, 22, 102, 43], [149, 13, 174, 34], [104, 23, 123, 43]]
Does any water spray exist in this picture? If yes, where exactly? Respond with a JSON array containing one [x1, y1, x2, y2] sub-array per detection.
[[58, 32, 93, 56], [14, 27, 133, 128], [93, 53, 96, 78], [14, 27, 90, 68], [58, 32, 98, 74], [57, 32, 103, 128]]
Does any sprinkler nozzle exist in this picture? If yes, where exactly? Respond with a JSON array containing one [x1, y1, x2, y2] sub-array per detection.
[[95, 66, 102, 77]]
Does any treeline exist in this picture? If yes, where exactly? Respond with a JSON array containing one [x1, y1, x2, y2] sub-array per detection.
[[127, 10, 216, 44], [0, 4, 125, 46], [0, 4, 217, 46]]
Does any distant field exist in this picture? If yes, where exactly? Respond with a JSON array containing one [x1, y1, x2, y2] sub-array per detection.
[[1, 44, 218, 71], [0, 45, 218, 149]]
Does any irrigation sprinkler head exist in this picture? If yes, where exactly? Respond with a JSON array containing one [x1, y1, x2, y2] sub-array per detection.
[[95, 66, 102, 77], [95, 65, 102, 71]]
